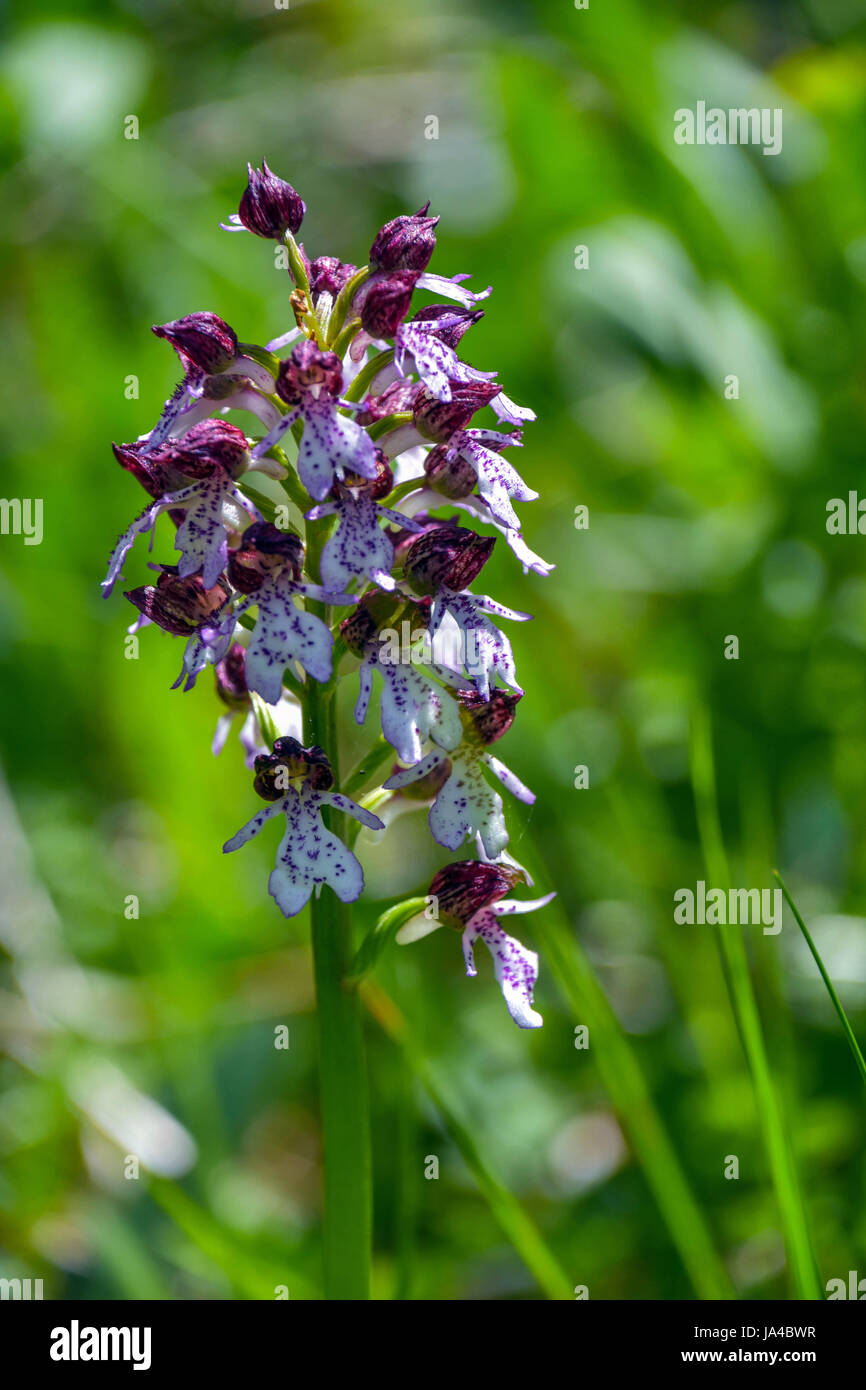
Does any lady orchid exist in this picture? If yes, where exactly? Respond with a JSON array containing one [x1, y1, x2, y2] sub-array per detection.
[[102, 161, 555, 1043]]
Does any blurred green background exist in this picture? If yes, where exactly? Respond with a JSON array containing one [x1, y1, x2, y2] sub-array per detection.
[[2, 0, 866, 1300]]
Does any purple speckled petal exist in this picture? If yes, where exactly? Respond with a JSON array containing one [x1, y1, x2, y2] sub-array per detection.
[[462, 907, 543, 1029], [223, 797, 285, 852], [396, 325, 457, 401], [442, 591, 523, 700], [249, 407, 301, 461], [142, 372, 203, 452], [456, 436, 537, 531], [489, 390, 536, 426], [244, 574, 334, 700], [428, 751, 508, 856], [102, 482, 201, 597], [473, 593, 533, 623], [268, 784, 367, 916], [320, 790, 386, 831], [316, 493, 396, 591], [172, 617, 235, 693], [416, 272, 492, 308], [354, 660, 375, 726], [368, 650, 462, 763], [174, 476, 234, 589], [384, 747, 447, 791], [491, 892, 556, 917], [484, 753, 536, 806], [297, 396, 378, 500]]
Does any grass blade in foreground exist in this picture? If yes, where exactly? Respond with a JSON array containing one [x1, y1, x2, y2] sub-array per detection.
[[773, 869, 866, 1092], [534, 907, 734, 1300], [690, 708, 820, 1300], [362, 980, 574, 1302]]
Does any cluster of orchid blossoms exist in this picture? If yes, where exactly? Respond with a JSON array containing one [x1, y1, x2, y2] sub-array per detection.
[[102, 161, 555, 1029]]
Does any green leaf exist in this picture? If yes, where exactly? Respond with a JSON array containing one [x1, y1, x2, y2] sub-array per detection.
[[348, 897, 428, 984]]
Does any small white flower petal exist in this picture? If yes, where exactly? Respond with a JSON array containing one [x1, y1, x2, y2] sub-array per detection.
[[462, 908, 543, 1029]]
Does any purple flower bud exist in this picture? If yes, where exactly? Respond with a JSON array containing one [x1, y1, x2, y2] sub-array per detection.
[[152, 312, 238, 374], [460, 688, 522, 745], [275, 340, 343, 403], [215, 642, 250, 710], [334, 447, 393, 500], [429, 859, 525, 926], [253, 737, 333, 801], [413, 380, 501, 443], [360, 270, 419, 338], [409, 303, 483, 348], [402, 524, 494, 595], [310, 255, 358, 299], [370, 203, 439, 273], [160, 419, 250, 480], [423, 444, 477, 499], [124, 567, 230, 636], [113, 441, 186, 500], [228, 521, 304, 593], [357, 378, 421, 426], [238, 160, 305, 239]]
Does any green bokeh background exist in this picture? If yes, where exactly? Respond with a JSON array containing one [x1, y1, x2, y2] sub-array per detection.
[[1, 0, 865, 1299]]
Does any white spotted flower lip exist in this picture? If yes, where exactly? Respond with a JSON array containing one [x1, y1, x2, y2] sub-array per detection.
[[225, 522, 356, 701], [415, 860, 555, 1029], [305, 459, 425, 592], [223, 739, 384, 917], [102, 163, 554, 1034], [384, 690, 534, 859]]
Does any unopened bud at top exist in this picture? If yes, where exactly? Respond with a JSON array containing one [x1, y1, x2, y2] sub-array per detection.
[[413, 379, 501, 443], [370, 203, 439, 273], [152, 312, 238, 374], [238, 160, 305, 239], [253, 737, 333, 800], [402, 524, 494, 595], [429, 859, 526, 926], [360, 270, 419, 338], [275, 340, 343, 403]]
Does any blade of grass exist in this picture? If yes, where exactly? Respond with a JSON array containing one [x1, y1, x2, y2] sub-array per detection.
[[690, 707, 820, 1299], [362, 980, 574, 1301], [774, 869, 866, 1091], [149, 1179, 318, 1300], [533, 905, 734, 1300]]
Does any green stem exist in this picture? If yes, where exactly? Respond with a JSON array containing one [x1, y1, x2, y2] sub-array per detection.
[[331, 317, 362, 361], [327, 265, 370, 347], [774, 869, 866, 1091], [690, 707, 820, 1299], [303, 520, 372, 1298], [342, 348, 395, 404], [305, 685, 372, 1299]]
